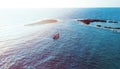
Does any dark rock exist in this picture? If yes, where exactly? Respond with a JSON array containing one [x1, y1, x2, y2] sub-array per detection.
[[104, 26, 112, 29], [113, 27, 120, 30], [104, 26, 120, 30], [108, 20, 118, 23], [96, 25, 101, 27], [78, 19, 106, 25]]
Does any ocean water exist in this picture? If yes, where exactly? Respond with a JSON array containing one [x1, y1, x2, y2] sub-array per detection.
[[0, 8, 120, 69], [70, 8, 120, 20]]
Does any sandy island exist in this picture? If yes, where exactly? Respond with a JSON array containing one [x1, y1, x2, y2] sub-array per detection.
[[25, 19, 59, 26]]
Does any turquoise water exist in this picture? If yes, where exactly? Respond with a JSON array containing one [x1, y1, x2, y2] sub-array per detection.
[[70, 8, 120, 21], [0, 8, 120, 69]]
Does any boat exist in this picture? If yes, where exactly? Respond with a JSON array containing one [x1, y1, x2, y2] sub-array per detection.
[[53, 33, 59, 40]]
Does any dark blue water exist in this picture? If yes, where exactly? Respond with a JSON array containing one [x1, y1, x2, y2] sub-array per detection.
[[0, 8, 120, 69], [68, 8, 120, 21]]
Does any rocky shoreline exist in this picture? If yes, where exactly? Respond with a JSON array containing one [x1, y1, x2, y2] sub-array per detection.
[[77, 19, 120, 31], [77, 19, 107, 25], [77, 19, 119, 24]]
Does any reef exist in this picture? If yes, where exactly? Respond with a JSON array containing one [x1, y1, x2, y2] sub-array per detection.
[[77, 19, 120, 32], [77, 19, 106, 25]]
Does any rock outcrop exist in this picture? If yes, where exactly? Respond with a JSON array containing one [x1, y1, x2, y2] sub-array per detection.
[[77, 19, 106, 25]]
